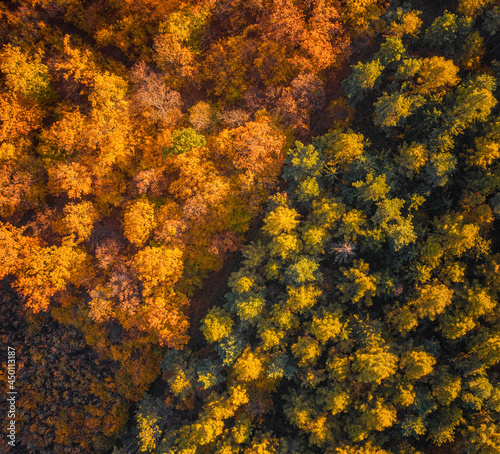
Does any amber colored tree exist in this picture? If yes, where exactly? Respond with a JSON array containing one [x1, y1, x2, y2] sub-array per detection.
[[123, 198, 157, 247], [129, 62, 183, 126], [0, 222, 28, 279], [0, 44, 54, 102], [59, 201, 100, 242], [15, 238, 91, 312], [47, 162, 93, 199], [414, 56, 460, 97], [142, 291, 190, 347], [132, 245, 184, 296]]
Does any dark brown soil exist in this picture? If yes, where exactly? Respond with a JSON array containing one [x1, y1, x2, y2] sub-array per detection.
[[186, 251, 241, 348]]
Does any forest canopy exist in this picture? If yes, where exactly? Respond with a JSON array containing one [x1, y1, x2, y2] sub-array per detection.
[[1, 0, 500, 453]]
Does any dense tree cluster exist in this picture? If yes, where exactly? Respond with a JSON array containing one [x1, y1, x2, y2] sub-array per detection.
[[0, 0, 387, 451], [121, 3, 500, 453], [2, 0, 500, 452], [0, 283, 128, 453]]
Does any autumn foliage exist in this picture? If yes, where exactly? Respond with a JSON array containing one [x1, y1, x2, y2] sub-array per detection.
[[5, 1, 499, 453], [118, 3, 500, 454]]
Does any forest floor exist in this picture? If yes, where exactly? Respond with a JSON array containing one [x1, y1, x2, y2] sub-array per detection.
[[187, 249, 243, 348]]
